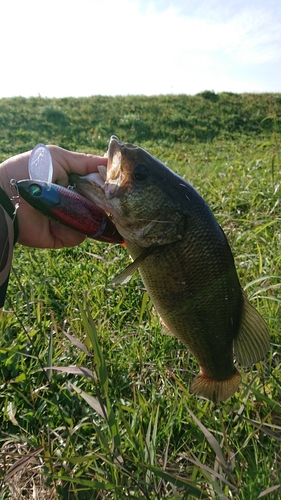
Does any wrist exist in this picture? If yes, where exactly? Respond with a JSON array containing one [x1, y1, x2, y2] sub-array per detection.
[[0, 160, 15, 199], [0, 152, 30, 196], [0, 162, 19, 243], [0, 161, 12, 198]]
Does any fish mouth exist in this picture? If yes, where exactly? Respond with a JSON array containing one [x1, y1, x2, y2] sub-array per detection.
[[106, 136, 122, 186], [107, 135, 120, 164], [70, 170, 108, 212], [105, 136, 128, 199], [107, 135, 138, 171], [69, 136, 124, 210], [82, 170, 105, 186], [71, 135, 136, 209]]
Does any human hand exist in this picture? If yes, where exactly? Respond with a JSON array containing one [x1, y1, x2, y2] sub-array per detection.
[[0, 146, 107, 248]]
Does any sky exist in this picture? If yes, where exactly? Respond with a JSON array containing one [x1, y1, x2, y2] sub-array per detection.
[[0, 0, 280, 98]]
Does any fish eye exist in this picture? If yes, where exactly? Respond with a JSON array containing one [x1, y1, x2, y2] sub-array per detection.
[[29, 184, 42, 197], [133, 164, 149, 181]]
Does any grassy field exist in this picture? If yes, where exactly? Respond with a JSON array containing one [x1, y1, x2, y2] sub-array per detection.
[[0, 93, 281, 499]]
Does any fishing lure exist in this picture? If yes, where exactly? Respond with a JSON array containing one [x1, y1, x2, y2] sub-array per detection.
[[16, 144, 123, 244]]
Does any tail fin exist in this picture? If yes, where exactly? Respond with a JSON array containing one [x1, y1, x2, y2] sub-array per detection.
[[191, 370, 242, 403], [233, 292, 269, 366]]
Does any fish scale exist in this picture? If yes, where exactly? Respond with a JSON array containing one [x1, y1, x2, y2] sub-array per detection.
[[129, 237, 241, 378]]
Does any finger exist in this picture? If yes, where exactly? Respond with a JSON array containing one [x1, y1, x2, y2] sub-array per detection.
[[48, 146, 108, 185], [49, 220, 86, 248]]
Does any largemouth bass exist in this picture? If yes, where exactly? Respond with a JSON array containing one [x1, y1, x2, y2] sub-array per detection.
[[71, 136, 269, 403], [17, 179, 124, 244]]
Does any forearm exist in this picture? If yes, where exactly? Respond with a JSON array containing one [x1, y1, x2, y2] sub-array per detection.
[[0, 180, 18, 307]]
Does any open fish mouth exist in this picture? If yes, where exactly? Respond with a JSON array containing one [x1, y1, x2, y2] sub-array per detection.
[[71, 136, 123, 205], [107, 135, 136, 163], [69, 164, 109, 213], [82, 167, 107, 187]]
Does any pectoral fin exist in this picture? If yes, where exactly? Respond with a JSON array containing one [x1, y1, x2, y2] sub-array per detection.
[[111, 247, 155, 284], [233, 291, 269, 366]]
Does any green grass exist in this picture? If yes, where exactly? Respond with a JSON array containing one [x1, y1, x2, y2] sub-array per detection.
[[0, 92, 280, 157], [0, 95, 281, 499]]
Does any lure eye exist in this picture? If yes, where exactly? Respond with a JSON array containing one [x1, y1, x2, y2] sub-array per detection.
[[29, 184, 42, 197], [133, 164, 149, 181]]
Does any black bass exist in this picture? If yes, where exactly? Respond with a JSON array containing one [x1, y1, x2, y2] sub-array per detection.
[[17, 179, 124, 244], [71, 136, 269, 403]]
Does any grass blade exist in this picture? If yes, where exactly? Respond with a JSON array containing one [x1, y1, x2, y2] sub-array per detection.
[[139, 464, 209, 498], [69, 382, 108, 419], [185, 405, 228, 469]]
